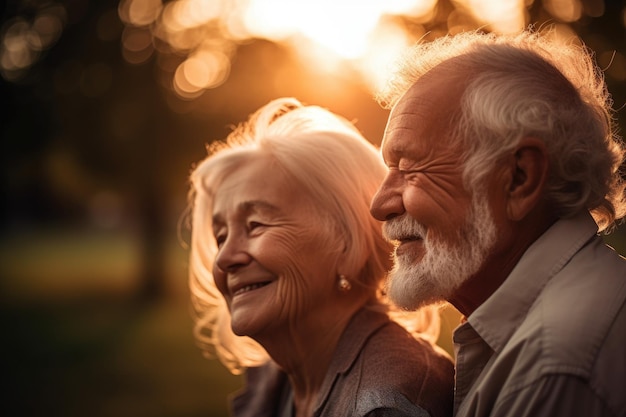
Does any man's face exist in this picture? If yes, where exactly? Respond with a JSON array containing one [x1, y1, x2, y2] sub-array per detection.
[[370, 70, 497, 310]]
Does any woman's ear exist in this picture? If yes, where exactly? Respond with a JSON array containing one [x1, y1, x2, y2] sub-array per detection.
[[505, 137, 549, 221]]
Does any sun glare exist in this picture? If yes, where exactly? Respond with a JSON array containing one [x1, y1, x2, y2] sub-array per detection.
[[114, 0, 601, 100], [454, 0, 526, 33], [356, 21, 415, 93]]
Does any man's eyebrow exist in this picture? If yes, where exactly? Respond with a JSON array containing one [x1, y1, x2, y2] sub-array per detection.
[[382, 140, 409, 163]]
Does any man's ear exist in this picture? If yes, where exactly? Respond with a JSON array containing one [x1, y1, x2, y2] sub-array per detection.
[[506, 137, 549, 221]]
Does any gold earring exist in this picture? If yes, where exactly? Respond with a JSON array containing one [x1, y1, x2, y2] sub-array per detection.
[[338, 275, 351, 292]]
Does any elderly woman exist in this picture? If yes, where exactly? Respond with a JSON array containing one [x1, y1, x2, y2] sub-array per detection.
[[187, 98, 454, 417]]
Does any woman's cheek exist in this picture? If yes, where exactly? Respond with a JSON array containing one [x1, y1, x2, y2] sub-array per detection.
[[212, 267, 230, 300], [275, 279, 312, 321]]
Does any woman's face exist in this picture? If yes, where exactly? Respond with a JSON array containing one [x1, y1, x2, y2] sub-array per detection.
[[210, 156, 340, 339]]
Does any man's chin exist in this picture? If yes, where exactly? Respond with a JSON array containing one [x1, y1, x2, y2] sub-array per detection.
[[387, 269, 444, 311]]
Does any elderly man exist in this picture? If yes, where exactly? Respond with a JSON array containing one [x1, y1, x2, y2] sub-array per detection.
[[370, 30, 626, 417]]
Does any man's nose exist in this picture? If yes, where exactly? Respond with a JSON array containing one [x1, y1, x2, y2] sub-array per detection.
[[370, 172, 405, 221]]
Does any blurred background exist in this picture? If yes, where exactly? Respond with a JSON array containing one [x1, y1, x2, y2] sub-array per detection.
[[1, 0, 625, 416]]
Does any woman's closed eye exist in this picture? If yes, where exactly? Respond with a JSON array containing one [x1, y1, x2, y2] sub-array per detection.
[[249, 220, 263, 228], [214, 221, 265, 248], [214, 232, 227, 248], [248, 221, 267, 234]]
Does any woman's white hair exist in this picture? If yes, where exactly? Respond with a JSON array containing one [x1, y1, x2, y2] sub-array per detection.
[[187, 97, 441, 374], [378, 29, 626, 232]]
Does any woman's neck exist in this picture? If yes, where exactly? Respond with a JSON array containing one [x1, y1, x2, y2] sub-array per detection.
[[256, 306, 360, 417]]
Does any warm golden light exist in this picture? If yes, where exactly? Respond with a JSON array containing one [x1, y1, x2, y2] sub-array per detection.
[[242, 0, 299, 39], [173, 56, 215, 99], [116, 0, 600, 100], [119, 0, 444, 98], [179, 49, 230, 91], [1, 4, 66, 81], [356, 21, 415, 93], [119, 0, 163, 27], [240, 0, 442, 61], [455, 0, 526, 33], [174, 0, 225, 27], [121, 26, 154, 65], [544, 0, 583, 23], [1, 20, 39, 72]]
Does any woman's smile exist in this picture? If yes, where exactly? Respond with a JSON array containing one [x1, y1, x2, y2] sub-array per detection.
[[231, 280, 274, 297]]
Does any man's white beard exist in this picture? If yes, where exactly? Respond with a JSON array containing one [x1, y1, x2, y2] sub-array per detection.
[[383, 195, 497, 310]]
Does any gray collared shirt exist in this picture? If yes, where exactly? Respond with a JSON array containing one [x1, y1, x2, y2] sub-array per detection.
[[453, 212, 626, 417]]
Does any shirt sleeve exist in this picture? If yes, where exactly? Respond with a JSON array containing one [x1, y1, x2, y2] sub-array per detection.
[[492, 373, 616, 417]]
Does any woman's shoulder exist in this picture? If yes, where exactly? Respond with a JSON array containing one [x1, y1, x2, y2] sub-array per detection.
[[364, 319, 453, 370], [340, 307, 454, 383], [355, 320, 455, 417]]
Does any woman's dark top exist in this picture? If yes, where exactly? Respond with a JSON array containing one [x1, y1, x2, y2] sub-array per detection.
[[230, 308, 454, 417]]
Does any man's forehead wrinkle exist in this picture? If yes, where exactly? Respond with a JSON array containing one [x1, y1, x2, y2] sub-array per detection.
[[384, 125, 416, 136], [389, 94, 436, 129], [394, 93, 433, 116], [384, 97, 430, 144]]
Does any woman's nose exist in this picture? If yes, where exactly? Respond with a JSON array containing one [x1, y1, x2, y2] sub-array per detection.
[[215, 234, 252, 273]]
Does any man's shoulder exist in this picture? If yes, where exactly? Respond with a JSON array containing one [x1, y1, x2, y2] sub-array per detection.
[[514, 236, 626, 373], [490, 237, 626, 415]]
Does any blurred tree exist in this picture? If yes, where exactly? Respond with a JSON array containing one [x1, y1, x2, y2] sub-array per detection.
[[0, 0, 180, 300]]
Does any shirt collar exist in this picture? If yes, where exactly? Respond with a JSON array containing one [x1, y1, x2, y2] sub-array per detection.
[[467, 211, 598, 353]]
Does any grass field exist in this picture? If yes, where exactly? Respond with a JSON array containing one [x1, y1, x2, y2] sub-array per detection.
[[0, 229, 243, 417]]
